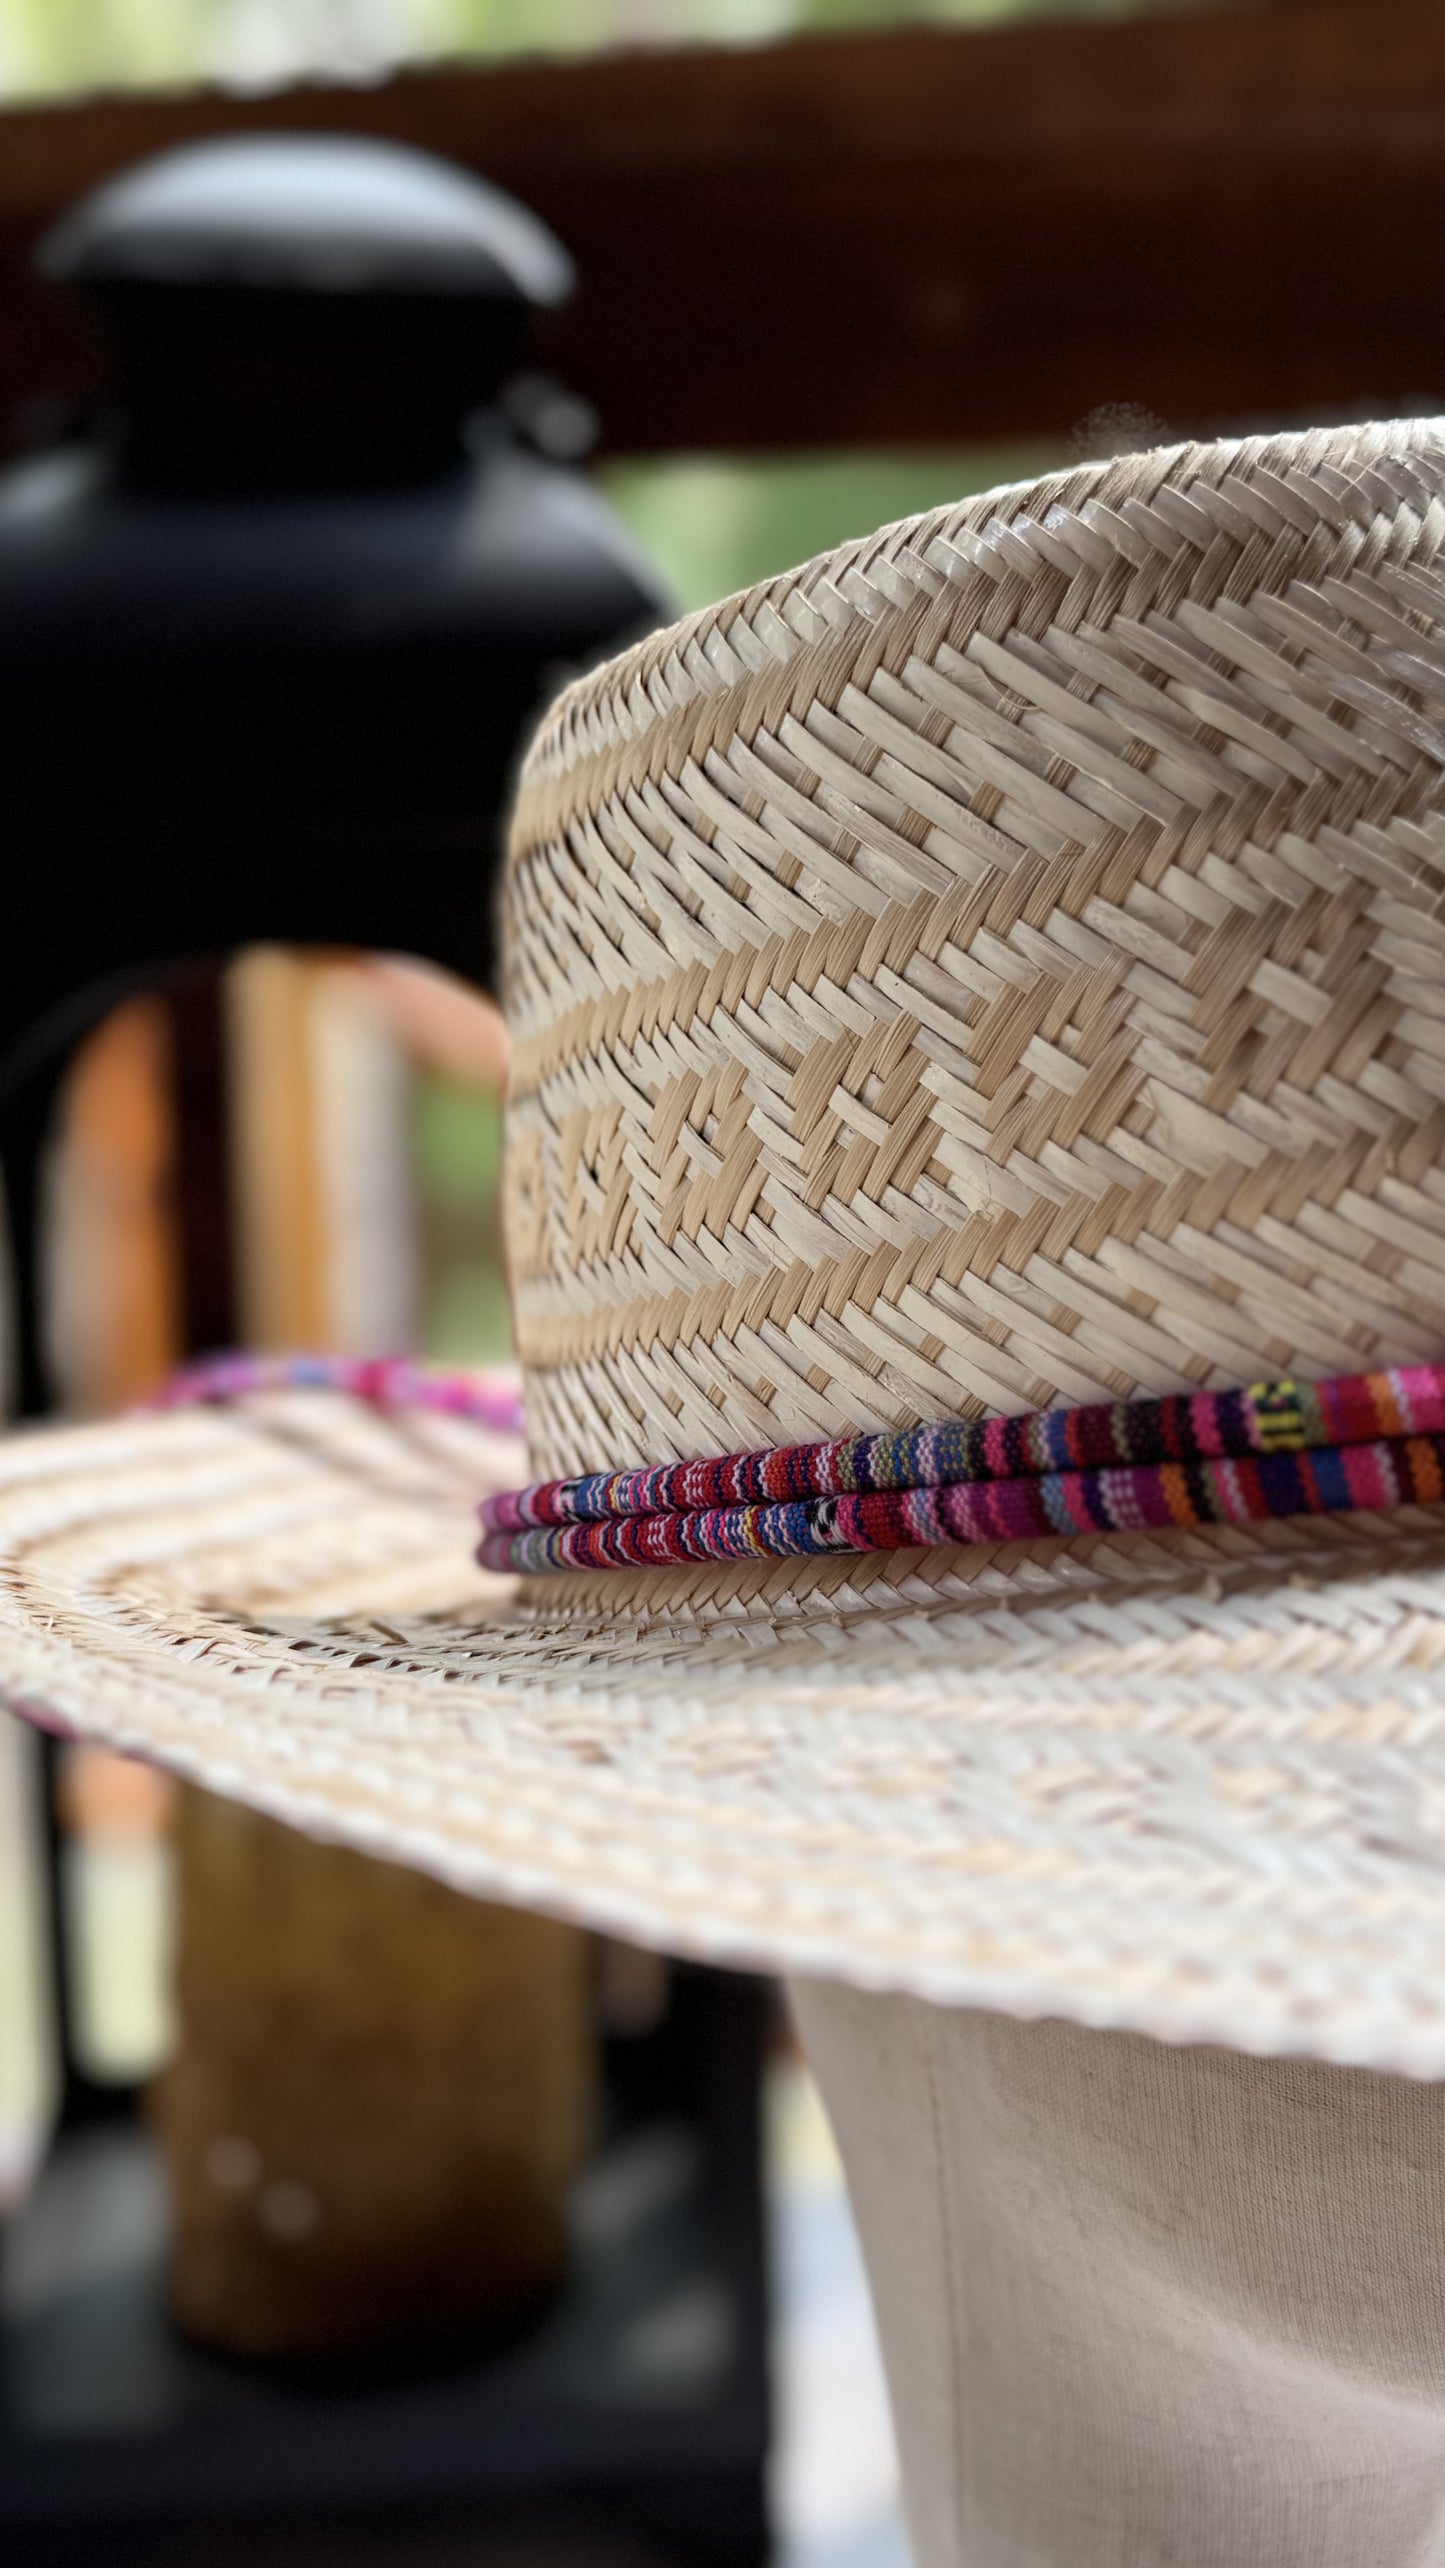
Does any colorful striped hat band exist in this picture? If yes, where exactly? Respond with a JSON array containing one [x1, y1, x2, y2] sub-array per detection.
[[163, 1356, 1445, 1580]]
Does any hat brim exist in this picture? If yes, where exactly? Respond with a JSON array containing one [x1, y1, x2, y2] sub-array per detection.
[[3, 1387, 1445, 2074]]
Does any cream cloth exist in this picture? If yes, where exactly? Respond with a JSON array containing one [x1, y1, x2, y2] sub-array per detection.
[[791, 1982, 1445, 2568]]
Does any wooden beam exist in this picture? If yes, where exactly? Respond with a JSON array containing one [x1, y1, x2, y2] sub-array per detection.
[[0, 1, 1443, 454]]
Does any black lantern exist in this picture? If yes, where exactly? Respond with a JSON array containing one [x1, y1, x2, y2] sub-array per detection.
[[0, 131, 666, 1412], [0, 133, 769, 2568]]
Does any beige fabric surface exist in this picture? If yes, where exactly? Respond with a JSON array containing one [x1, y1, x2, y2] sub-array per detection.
[[792, 1979, 1445, 2567]]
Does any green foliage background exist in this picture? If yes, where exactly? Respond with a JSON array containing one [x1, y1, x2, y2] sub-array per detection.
[[603, 445, 1067, 615], [0, 0, 1169, 104]]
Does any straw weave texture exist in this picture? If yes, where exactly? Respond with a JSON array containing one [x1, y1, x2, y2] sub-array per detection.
[[6, 1393, 1445, 2070], [505, 418, 1445, 1495]]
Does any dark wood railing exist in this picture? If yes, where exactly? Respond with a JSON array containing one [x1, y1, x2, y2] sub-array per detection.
[[0, 0, 1441, 455]]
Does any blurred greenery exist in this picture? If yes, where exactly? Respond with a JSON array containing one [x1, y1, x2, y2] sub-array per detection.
[[414, 1074, 512, 1360], [603, 444, 1068, 614], [0, 0, 1178, 104]]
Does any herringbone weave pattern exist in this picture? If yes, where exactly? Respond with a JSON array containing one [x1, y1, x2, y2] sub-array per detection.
[[505, 419, 1445, 1500]]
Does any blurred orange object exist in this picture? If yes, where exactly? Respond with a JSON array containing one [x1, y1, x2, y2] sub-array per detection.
[[57, 1744, 175, 1843], [49, 994, 182, 1413], [226, 948, 334, 1355]]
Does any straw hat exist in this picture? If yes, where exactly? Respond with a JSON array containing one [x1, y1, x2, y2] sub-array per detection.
[[6, 415, 1445, 2072]]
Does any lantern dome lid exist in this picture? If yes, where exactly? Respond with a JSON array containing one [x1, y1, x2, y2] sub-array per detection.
[[39, 132, 574, 306]]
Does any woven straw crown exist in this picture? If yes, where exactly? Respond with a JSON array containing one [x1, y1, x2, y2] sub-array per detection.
[[504, 418, 1445, 1496]]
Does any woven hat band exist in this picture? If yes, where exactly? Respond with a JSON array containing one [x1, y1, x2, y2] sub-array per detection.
[[503, 419, 1445, 1487], [475, 1364, 1445, 1575]]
